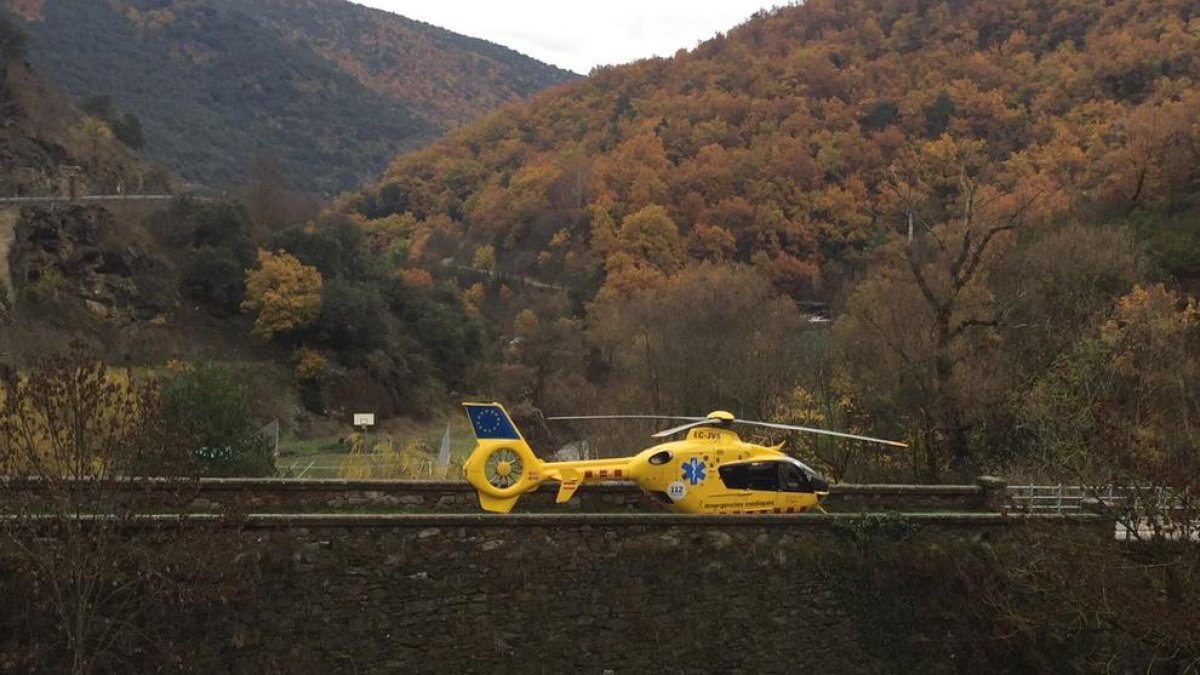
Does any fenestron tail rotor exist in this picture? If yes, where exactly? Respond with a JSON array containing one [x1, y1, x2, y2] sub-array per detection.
[[462, 402, 547, 513], [483, 447, 524, 489]]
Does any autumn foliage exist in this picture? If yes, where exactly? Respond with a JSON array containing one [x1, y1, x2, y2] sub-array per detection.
[[353, 0, 1200, 304], [337, 0, 1200, 482], [241, 249, 323, 340]]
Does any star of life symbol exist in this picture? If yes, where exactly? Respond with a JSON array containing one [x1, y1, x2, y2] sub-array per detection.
[[681, 457, 706, 485]]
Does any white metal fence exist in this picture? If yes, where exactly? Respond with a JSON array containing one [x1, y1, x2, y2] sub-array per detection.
[[1007, 484, 1123, 513], [1008, 484, 1196, 541]]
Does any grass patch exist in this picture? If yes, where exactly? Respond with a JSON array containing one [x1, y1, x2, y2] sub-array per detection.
[[275, 413, 478, 478]]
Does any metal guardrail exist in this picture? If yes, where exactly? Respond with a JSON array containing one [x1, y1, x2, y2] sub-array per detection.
[[1009, 484, 1197, 541], [1007, 484, 1177, 513], [1007, 484, 1119, 512]]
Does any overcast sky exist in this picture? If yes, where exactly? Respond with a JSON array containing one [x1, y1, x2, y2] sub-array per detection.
[[353, 1, 779, 74]]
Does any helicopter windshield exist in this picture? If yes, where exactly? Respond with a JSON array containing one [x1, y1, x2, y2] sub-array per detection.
[[779, 462, 808, 492]]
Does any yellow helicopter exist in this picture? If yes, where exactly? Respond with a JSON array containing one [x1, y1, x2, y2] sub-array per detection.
[[462, 402, 907, 514]]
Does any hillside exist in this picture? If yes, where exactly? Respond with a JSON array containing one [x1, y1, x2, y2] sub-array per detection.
[[5, 0, 1200, 485], [339, 0, 1200, 476], [230, 0, 578, 127], [1, 10, 482, 433], [10, 0, 577, 193], [352, 0, 1200, 293], [1, 12, 168, 198], [2, 9, 193, 360]]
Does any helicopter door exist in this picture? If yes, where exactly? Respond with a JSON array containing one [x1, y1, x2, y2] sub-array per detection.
[[719, 461, 786, 491]]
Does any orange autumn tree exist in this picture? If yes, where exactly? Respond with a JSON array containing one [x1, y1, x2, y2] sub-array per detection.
[[241, 249, 323, 340]]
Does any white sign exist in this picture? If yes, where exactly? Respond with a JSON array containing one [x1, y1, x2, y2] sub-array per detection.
[[667, 481, 688, 501], [353, 413, 375, 427]]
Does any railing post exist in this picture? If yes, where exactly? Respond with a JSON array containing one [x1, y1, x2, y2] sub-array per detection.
[[976, 476, 1007, 512]]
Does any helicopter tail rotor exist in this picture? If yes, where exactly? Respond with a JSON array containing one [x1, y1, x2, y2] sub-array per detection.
[[463, 403, 546, 513]]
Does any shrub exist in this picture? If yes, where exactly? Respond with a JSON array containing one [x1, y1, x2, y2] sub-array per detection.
[[272, 217, 366, 279], [161, 362, 275, 476], [312, 279, 393, 356], [180, 246, 247, 314]]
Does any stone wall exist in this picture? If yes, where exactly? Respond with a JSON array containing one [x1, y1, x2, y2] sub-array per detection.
[[2, 478, 1003, 514], [229, 515, 884, 673], [160, 514, 1112, 673], [0, 511, 1113, 673]]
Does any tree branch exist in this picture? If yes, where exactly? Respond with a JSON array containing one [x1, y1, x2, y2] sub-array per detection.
[[950, 317, 998, 340]]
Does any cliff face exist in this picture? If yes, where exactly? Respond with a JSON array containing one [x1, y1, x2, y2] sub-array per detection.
[[9, 203, 176, 321]]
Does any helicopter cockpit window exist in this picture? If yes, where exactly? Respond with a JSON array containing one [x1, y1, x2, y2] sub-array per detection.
[[778, 462, 812, 493], [720, 460, 798, 491], [745, 462, 779, 491], [718, 462, 749, 489]]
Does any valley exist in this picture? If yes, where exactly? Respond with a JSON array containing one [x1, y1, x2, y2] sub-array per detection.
[[0, 0, 1198, 671]]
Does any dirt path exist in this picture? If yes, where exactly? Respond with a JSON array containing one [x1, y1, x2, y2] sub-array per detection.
[[0, 207, 15, 303]]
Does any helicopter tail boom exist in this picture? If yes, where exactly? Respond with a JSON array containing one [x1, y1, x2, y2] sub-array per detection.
[[463, 403, 640, 512], [538, 457, 635, 504]]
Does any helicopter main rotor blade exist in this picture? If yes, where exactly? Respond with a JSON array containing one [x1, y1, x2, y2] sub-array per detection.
[[651, 418, 728, 438], [546, 412, 905, 446], [735, 419, 909, 448], [547, 415, 704, 423]]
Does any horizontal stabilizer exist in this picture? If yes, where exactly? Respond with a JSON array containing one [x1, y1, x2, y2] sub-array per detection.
[[556, 466, 582, 503], [556, 480, 581, 503]]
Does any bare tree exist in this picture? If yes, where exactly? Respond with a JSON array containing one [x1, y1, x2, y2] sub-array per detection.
[[588, 263, 811, 420], [0, 347, 238, 674], [837, 138, 1039, 479]]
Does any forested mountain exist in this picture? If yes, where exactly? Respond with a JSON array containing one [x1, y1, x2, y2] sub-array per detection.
[[8, 0, 576, 193], [342, 0, 1200, 481], [355, 0, 1200, 292], [228, 0, 577, 127], [6, 0, 1199, 488]]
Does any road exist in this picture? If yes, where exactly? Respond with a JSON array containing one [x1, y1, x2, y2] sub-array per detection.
[[0, 194, 179, 204]]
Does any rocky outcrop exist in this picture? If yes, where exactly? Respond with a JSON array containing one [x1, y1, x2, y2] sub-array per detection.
[[11, 203, 176, 321]]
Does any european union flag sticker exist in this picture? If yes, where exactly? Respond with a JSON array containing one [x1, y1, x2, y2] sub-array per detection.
[[465, 403, 522, 440]]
